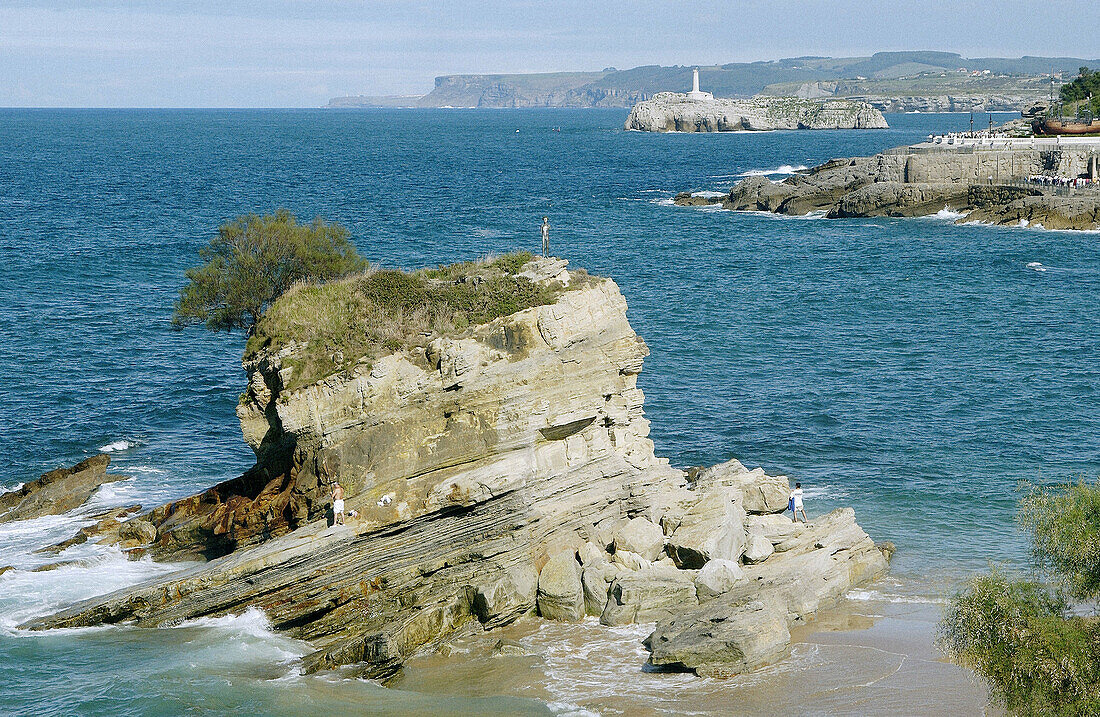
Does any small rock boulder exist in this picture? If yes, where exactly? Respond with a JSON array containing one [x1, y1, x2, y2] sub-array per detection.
[[645, 599, 791, 677], [600, 563, 698, 626], [537, 551, 584, 622], [472, 564, 538, 627], [666, 489, 746, 569], [743, 534, 774, 564], [692, 460, 790, 514], [577, 541, 608, 567], [613, 517, 665, 561], [581, 563, 620, 616], [611, 549, 651, 572], [118, 518, 157, 546], [694, 559, 744, 599]]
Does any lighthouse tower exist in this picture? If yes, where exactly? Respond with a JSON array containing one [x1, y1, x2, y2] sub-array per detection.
[[687, 68, 714, 101]]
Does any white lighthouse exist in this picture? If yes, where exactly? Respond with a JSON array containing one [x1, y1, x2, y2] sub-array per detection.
[[687, 68, 713, 100]]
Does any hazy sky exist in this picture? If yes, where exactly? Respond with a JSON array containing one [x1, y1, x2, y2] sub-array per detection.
[[2, 1, 1099, 107]]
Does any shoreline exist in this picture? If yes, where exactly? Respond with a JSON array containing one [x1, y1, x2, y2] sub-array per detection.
[[394, 584, 997, 716]]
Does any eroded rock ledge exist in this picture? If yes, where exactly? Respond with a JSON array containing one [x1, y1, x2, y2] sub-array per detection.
[[22, 258, 888, 680], [625, 93, 888, 133], [675, 144, 1100, 230]]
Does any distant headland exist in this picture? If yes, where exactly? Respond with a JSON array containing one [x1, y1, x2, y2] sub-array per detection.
[[328, 52, 1100, 111]]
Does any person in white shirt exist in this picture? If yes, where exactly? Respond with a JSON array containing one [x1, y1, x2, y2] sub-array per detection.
[[790, 482, 808, 523]]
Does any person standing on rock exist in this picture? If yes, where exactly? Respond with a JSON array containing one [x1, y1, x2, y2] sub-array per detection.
[[790, 482, 808, 523], [540, 216, 550, 257], [332, 483, 345, 526]]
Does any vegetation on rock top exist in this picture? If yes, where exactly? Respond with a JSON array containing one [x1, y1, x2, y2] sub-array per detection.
[[1059, 67, 1100, 116], [938, 481, 1100, 715], [173, 210, 366, 334], [245, 251, 570, 391]]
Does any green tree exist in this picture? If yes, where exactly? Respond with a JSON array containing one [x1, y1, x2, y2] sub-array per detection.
[[938, 482, 1100, 716], [173, 209, 367, 334]]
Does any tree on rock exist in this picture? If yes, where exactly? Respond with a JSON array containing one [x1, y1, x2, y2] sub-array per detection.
[[172, 209, 366, 334], [938, 482, 1100, 715]]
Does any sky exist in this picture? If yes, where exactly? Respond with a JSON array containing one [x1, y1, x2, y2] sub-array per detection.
[[2, 0, 1099, 107]]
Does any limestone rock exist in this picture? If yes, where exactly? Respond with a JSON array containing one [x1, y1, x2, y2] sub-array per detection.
[[537, 551, 585, 622], [691, 460, 790, 514], [118, 519, 157, 546], [666, 489, 746, 569], [0, 455, 126, 524], [710, 140, 1100, 229], [577, 541, 608, 567], [612, 549, 651, 572], [646, 599, 791, 677], [472, 565, 538, 628], [22, 264, 889, 682], [625, 94, 888, 133], [600, 563, 698, 626], [645, 508, 889, 676], [613, 517, 664, 561], [581, 563, 619, 616], [745, 514, 803, 546], [743, 533, 774, 564], [694, 558, 744, 599]]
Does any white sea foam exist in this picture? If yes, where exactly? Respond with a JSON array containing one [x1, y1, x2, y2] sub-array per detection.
[[99, 439, 136, 453], [845, 588, 944, 605], [3, 483, 23, 493], [172, 608, 307, 661], [0, 546, 185, 630], [737, 164, 809, 177], [691, 190, 727, 199], [933, 206, 967, 220]]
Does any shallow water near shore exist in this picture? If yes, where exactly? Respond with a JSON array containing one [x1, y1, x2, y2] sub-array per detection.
[[0, 108, 1094, 714]]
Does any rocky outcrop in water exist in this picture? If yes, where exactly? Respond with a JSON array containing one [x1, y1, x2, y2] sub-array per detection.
[[625, 94, 888, 133], [677, 143, 1100, 230], [0, 455, 126, 523], [23, 258, 888, 680]]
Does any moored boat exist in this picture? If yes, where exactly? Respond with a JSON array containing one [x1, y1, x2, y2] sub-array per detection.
[[1032, 117, 1100, 135]]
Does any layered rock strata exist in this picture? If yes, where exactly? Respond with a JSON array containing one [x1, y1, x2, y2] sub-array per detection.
[[24, 260, 888, 680], [0, 455, 126, 523], [676, 144, 1100, 230], [625, 94, 888, 133]]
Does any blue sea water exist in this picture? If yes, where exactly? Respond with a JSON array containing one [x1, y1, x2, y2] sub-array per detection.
[[0, 108, 1097, 714]]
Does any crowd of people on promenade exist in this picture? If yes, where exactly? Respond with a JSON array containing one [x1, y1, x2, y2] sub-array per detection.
[[1025, 174, 1097, 189]]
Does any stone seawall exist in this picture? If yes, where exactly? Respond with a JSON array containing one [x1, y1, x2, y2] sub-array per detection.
[[676, 144, 1100, 230]]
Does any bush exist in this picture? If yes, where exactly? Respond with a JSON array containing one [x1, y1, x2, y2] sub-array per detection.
[[1019, 482, 1100, 601], [938, 482, 1100, 715], [172, 209, 366, 334], [245, 252, 562, 390]]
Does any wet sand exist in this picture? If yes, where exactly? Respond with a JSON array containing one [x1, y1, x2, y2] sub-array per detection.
[[394, 586, 1000, 716]]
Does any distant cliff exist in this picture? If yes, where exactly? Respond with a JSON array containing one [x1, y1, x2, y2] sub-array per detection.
[[328, 52, 1100, 110], [626, 93, 888, 132]]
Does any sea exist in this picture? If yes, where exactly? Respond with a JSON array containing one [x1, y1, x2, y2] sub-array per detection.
[[0, 108, 1095, 715]]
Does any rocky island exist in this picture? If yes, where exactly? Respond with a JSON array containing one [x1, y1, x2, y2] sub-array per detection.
[[677, 135, 1100, 230], [17, 255, 889, 681], [626, 92, 888, 133]]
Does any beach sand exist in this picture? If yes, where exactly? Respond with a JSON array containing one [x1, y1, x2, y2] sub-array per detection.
[[394, 587, 1000, 716]]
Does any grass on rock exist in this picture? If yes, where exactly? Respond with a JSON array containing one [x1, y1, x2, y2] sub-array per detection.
[[245, 252, 571, 391]]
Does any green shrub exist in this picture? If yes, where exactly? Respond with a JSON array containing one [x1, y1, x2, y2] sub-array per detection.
[[173, 209, 366, 333], [938, 482, 1100, 715], [1019, 482, 1100, 601], [245, 252, 562, 390]]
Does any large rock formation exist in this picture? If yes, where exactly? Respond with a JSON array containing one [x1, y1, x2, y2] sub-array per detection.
[[22, 259, 888, 681], [625, 94, 888, 133], [0, 455, 126, 523], [676, 142, 1100, 230]]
